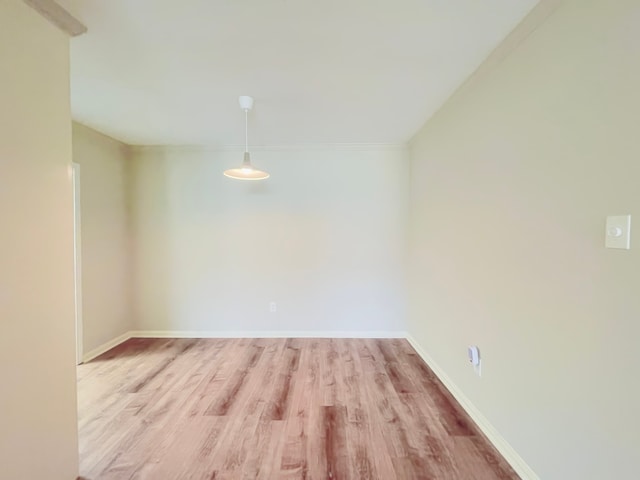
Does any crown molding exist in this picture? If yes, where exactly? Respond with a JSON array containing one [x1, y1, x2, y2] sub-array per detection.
[[129, 143, 408, 155], [410, 0, 563, 147], [23, 0, 86, 36]]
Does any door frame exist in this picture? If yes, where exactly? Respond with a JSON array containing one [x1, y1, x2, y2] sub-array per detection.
[[72, 162, 83, 364]]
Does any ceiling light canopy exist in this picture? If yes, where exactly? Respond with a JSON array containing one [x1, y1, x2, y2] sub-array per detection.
[[223, 96, 269, 180]]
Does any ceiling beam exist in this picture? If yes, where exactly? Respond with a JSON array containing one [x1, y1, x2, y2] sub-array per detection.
[[23, 0, 86, 37]]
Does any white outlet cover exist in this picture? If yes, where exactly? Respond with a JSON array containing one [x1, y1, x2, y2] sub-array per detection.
[[605, 215, 631, 249]]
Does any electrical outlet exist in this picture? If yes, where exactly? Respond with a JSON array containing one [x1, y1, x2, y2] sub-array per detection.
[[468, 345, 482, 377], [269, 301, 277, 313]]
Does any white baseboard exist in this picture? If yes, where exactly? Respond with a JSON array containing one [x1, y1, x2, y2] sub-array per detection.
[[405, 334, 539, 480], [129, 330, 406, 339], [82, 331, 132, 363]]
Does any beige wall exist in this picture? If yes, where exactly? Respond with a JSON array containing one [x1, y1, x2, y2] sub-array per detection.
[[0, 1, 79, 478], [131, 146, 409, 334], [72, 122, 133, 355], [408, 0, 640, 478]]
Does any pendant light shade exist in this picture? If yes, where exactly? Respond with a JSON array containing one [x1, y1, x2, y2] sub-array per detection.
[[223, 96, 270, 180], [223, 152, 270, 180]]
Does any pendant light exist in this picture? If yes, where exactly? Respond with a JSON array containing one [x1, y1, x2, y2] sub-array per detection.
[[223, 96, 270, 180]]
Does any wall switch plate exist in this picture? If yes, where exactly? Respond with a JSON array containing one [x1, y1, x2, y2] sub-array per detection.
[[269, 301, 277, 313], [605, 215, 631, 249]]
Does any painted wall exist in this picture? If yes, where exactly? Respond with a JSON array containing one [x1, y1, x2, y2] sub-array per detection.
[[0, 1, 79, 478], [130, 146, 408, 335], [72, 122, 133, 355], [408, 0, 640, 478]]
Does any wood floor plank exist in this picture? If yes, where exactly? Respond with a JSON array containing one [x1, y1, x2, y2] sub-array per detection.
[[78, 338, 520, 480], [263, 340, 300, 421]]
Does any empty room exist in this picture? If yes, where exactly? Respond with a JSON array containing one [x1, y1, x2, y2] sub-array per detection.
[[1, 0, 639, 479]]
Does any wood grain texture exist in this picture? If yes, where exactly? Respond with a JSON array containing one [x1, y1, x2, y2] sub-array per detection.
[[77, 338, 519, 480]]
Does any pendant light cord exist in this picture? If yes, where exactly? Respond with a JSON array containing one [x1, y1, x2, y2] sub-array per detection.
[[244, 109, 249, 154]]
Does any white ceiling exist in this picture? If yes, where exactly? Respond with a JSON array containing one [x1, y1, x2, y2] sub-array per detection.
[[59, 0, 538, 146]]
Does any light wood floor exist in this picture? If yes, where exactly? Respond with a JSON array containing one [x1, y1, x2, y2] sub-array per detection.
[[77, 338, 518, 480]]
